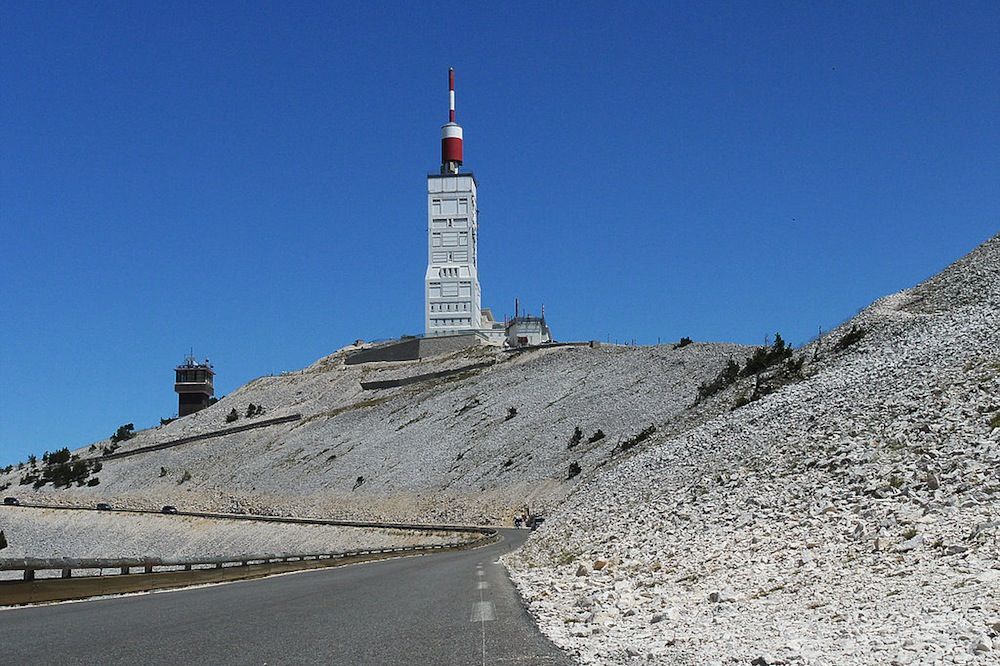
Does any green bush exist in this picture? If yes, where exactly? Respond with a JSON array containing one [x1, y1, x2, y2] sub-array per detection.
[[505, 407, 518, 421], [740, 333, 793, 377], [620, 425, 656, 453], [673, 337, 693, 349], [568, 427, 583, 449], [567, 462, 582, 479], [587, 429, 605, 443], [111, 424, 135, 443], [697, 359, 741, 400], [836, 325, 866, 351], [225, 409, 239, 424]]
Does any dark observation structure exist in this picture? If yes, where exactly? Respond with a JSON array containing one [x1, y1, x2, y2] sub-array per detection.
[[174, 354, 214, 417]]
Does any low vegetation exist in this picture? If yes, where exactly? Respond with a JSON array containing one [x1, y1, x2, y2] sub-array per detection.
[[567, 427, 583, 449], [567, 462, 582, 479], [697, 333, 799, 403], [836, 325, 866, 351], [110, 423, 135, 444], [673, 336, 693, 349], [16, 447, 102, 489], [615, 425, 657, 455]]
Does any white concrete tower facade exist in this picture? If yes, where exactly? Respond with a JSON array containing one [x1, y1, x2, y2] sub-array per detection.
[[425, 69, 482, 336]]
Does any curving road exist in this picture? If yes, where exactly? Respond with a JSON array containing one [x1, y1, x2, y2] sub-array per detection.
[[0, 528, 573, 665]]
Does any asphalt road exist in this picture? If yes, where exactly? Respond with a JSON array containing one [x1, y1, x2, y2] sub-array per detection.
[[0, 528, 573, 665]]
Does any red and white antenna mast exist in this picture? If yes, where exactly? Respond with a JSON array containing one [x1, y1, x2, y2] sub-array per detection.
[[441, 67, 463, 174]]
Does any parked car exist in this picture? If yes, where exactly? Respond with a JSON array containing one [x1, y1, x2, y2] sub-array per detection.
[[3, 497, 19, 506], [95, 502, 112, 511], [160, 505, 178, 514]]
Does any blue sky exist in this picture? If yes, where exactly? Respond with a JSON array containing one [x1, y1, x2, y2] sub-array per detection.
[[1, 1, 997, 465]]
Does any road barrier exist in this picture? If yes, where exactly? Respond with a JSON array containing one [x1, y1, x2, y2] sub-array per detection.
[[100, 414, 303, 461], [0, 528, 498, 606], [359, 361, 495, 390]]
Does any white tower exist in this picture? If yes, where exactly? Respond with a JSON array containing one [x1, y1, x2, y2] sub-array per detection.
[[425, 69, 482, 336]]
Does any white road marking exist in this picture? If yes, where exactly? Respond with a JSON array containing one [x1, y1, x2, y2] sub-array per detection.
[[470, 600, 495, 622], [476, 570, 484, 577], [477, 581, 489, 590]]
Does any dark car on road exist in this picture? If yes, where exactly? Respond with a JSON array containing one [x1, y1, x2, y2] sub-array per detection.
[[160, 505, 178, 514], [95, 502, 112, 511], [3, 497, 19, 506]]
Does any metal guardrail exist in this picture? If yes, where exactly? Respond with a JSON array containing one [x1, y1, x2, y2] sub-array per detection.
[[359, 361, 495, 390], [0, 504, 500, 605], [0, 539, 488, 581], [100, 414, 303, 461]]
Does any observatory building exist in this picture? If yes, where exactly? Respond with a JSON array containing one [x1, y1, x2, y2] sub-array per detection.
[[174, 354, 214, 417]]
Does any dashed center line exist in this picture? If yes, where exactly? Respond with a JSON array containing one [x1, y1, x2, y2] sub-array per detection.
[[477, 581, 489, 590], [470, 600, 496, 622], [476, 570, 484, 577]]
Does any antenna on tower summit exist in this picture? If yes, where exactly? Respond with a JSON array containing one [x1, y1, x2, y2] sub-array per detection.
[[440, 67, 463, 174]]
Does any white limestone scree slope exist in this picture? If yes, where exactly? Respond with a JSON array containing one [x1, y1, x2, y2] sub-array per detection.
[[425, 174, 482, 336]]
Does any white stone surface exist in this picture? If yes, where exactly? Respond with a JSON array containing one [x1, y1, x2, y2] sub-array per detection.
[[505, 234, 1000, 665]]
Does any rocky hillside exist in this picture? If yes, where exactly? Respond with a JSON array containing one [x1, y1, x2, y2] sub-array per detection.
[[0, 337, 752, 525], [506, 234, 1000, 665]]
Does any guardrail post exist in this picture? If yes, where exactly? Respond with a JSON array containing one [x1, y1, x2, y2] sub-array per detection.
[[62, 568, 72, 579], [184, 564, 192, 571], [24, 569, 34, 581], [120, 566, 129, 575], [144, 564, 153, 574], [216, 562, 223, 569]]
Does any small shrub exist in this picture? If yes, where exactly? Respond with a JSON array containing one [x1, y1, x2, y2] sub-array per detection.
[[505, 407, 518, 421], [225, 409, 239, 424], [567, 462, 582, 479], [619, 425, 656, 453], [352, 475, 365, 490], [88, 444, 97, 452], [588, 429, 605, 443], [503, 458, 514, 468], [568, 427, 583, 449], [86, 477, 100, 487], [177, 470, 191, 485], [159, 417, 175, 426], [111, 424, 135, 444], [836, 325, 866, 351], [673, 337, 693, 349], [990, 412, 1000, 430], [159, 466, 168, 477], [741, 333, 793, 377], [697, 359, 741, 400], [27, 454, 37, 466]]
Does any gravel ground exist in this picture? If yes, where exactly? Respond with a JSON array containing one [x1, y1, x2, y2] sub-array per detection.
[[504, 233, 1000, 665], [1, 340, 751, 525]]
